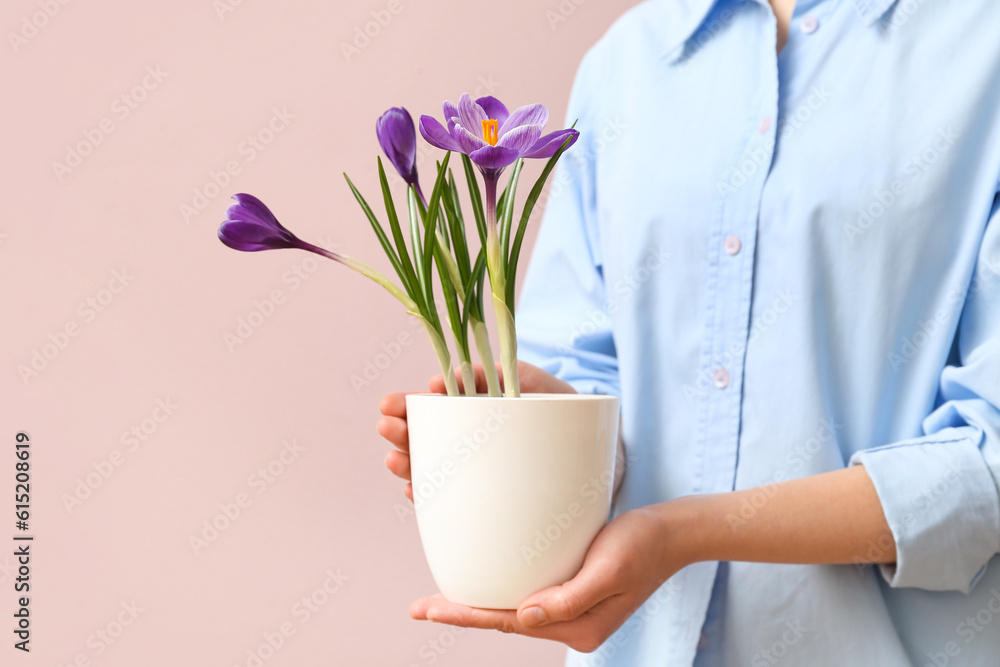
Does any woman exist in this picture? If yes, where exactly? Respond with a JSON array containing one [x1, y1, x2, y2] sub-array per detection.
[[378, 0, 1000, 664]]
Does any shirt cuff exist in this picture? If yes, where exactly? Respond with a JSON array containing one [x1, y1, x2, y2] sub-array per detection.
[[566, 378, 620, 396], [849, 426, 1000, 592], [519, 349, 621, 398]]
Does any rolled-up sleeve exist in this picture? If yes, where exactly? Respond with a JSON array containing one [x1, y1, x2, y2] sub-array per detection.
[[515, 47, 620, 398], [851, 191, 1000, 593]]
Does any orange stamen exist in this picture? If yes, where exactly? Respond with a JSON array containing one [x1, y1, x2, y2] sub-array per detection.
[[482, 119, 499, 146]]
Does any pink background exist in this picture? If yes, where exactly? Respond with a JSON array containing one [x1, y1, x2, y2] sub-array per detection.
[[2, 0, 637, 664]]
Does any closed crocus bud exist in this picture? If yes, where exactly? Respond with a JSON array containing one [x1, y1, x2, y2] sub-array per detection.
[[376, 107, 419, 186], [218, 193, 303, 252], [218, 192, 417, 311]]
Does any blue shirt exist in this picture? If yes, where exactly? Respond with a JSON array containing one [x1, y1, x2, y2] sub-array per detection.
[[515, 0, 1000, 665]]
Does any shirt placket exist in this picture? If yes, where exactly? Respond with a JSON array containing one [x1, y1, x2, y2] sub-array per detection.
[[673, 12, 782, 662]]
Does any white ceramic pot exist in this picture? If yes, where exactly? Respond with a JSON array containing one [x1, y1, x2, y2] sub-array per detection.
[[405, 393, 619, 609]]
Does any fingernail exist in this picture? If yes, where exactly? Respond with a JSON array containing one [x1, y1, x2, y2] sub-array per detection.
[[522, 606, 547, 627], [426, 607, 440, 622]]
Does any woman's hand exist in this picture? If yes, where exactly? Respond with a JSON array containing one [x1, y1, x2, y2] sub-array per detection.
[[402, 467, 895, 653], [410, 506, 689, 654], [379, 361, 895, 656], [376, 360, 576, 501]]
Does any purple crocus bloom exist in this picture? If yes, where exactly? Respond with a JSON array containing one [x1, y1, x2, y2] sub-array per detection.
[[219, 193, 420, 314], [419, 93, 578, 177], [419, 94, 579, 398], [218, 193, 304, 252], [376, 107, 419, 187], [219, 193, 334, 260]]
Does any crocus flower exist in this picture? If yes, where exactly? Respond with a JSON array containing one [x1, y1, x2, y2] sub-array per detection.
[[419, 94, 578, 177], [218, 193, 304, 252], [418, 94, 579, 398], [377, 106, 502, 397], [376, 107, 419, 189], [219, 193, 418, 312]]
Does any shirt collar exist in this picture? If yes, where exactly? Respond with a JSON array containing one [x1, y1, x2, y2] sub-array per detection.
[[850, 0, 900, 25], [658, 0, 900, 62]]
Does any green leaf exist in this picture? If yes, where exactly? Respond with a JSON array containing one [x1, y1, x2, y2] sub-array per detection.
[[441, 176, 471, 285], [420, 152, 452, 294], [407, 186, 438, 329], [475, 248, 488, 321], [461, 248, 486, 323], [377, 157, 422, 310], [446, 171, 471, 278], [499, 158, 524, 267], [407, 186, 425, 288], [343, 172, 411, 300], [505, 136, 575, 308], [435, 231, 465, 302], [461, 154, 488, 250], [435, 243, 468, 356], [433, 161, 451, 251]]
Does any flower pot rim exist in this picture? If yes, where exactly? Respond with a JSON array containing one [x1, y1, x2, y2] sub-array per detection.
[[406, 392, 618, 402]]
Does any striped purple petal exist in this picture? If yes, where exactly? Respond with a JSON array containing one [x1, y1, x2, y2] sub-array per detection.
[[501, 104, 548, 136], [497, 124, 543, 154], [452, 122, 488, 154], [523, 128, 580, 159], [419, 95, 578, 173], [476, 96, 510, 126], [457, 93, 488, 137], [442, 100, 460, 133], [469, 144, 521, 171], [419, 115, 462, 152]]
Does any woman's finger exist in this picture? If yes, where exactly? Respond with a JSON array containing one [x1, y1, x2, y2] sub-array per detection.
[[379, 392, 408, 418], [376, 416, 409, 452], [516, 561, 621, 627], [428, 374, 448, 394], [384, 449, 411, 481]]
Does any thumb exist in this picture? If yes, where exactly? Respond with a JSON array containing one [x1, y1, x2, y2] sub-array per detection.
[[516, 562, 617, 628]]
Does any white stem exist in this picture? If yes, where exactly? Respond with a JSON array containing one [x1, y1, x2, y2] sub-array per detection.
[[324, 252, 420, 314], [491, 293, 520, 398], [483, 176, 519, 397], [472, 317, 502, 397], [445, 309, 475, 396], [460, 360, 477, 397], [418, 318, 459, 396], [436, 229, 464, 295], [434, 237, 475, 395]]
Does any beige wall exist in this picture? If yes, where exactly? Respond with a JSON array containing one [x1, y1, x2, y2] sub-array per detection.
[[2, 0, 639, 665]]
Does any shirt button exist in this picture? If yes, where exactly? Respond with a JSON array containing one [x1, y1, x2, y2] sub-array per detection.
[[724, 235, 742, 255], [758, 116, 771, 133], [801, 15, 819, 34], [713, 368, 730, 389]]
